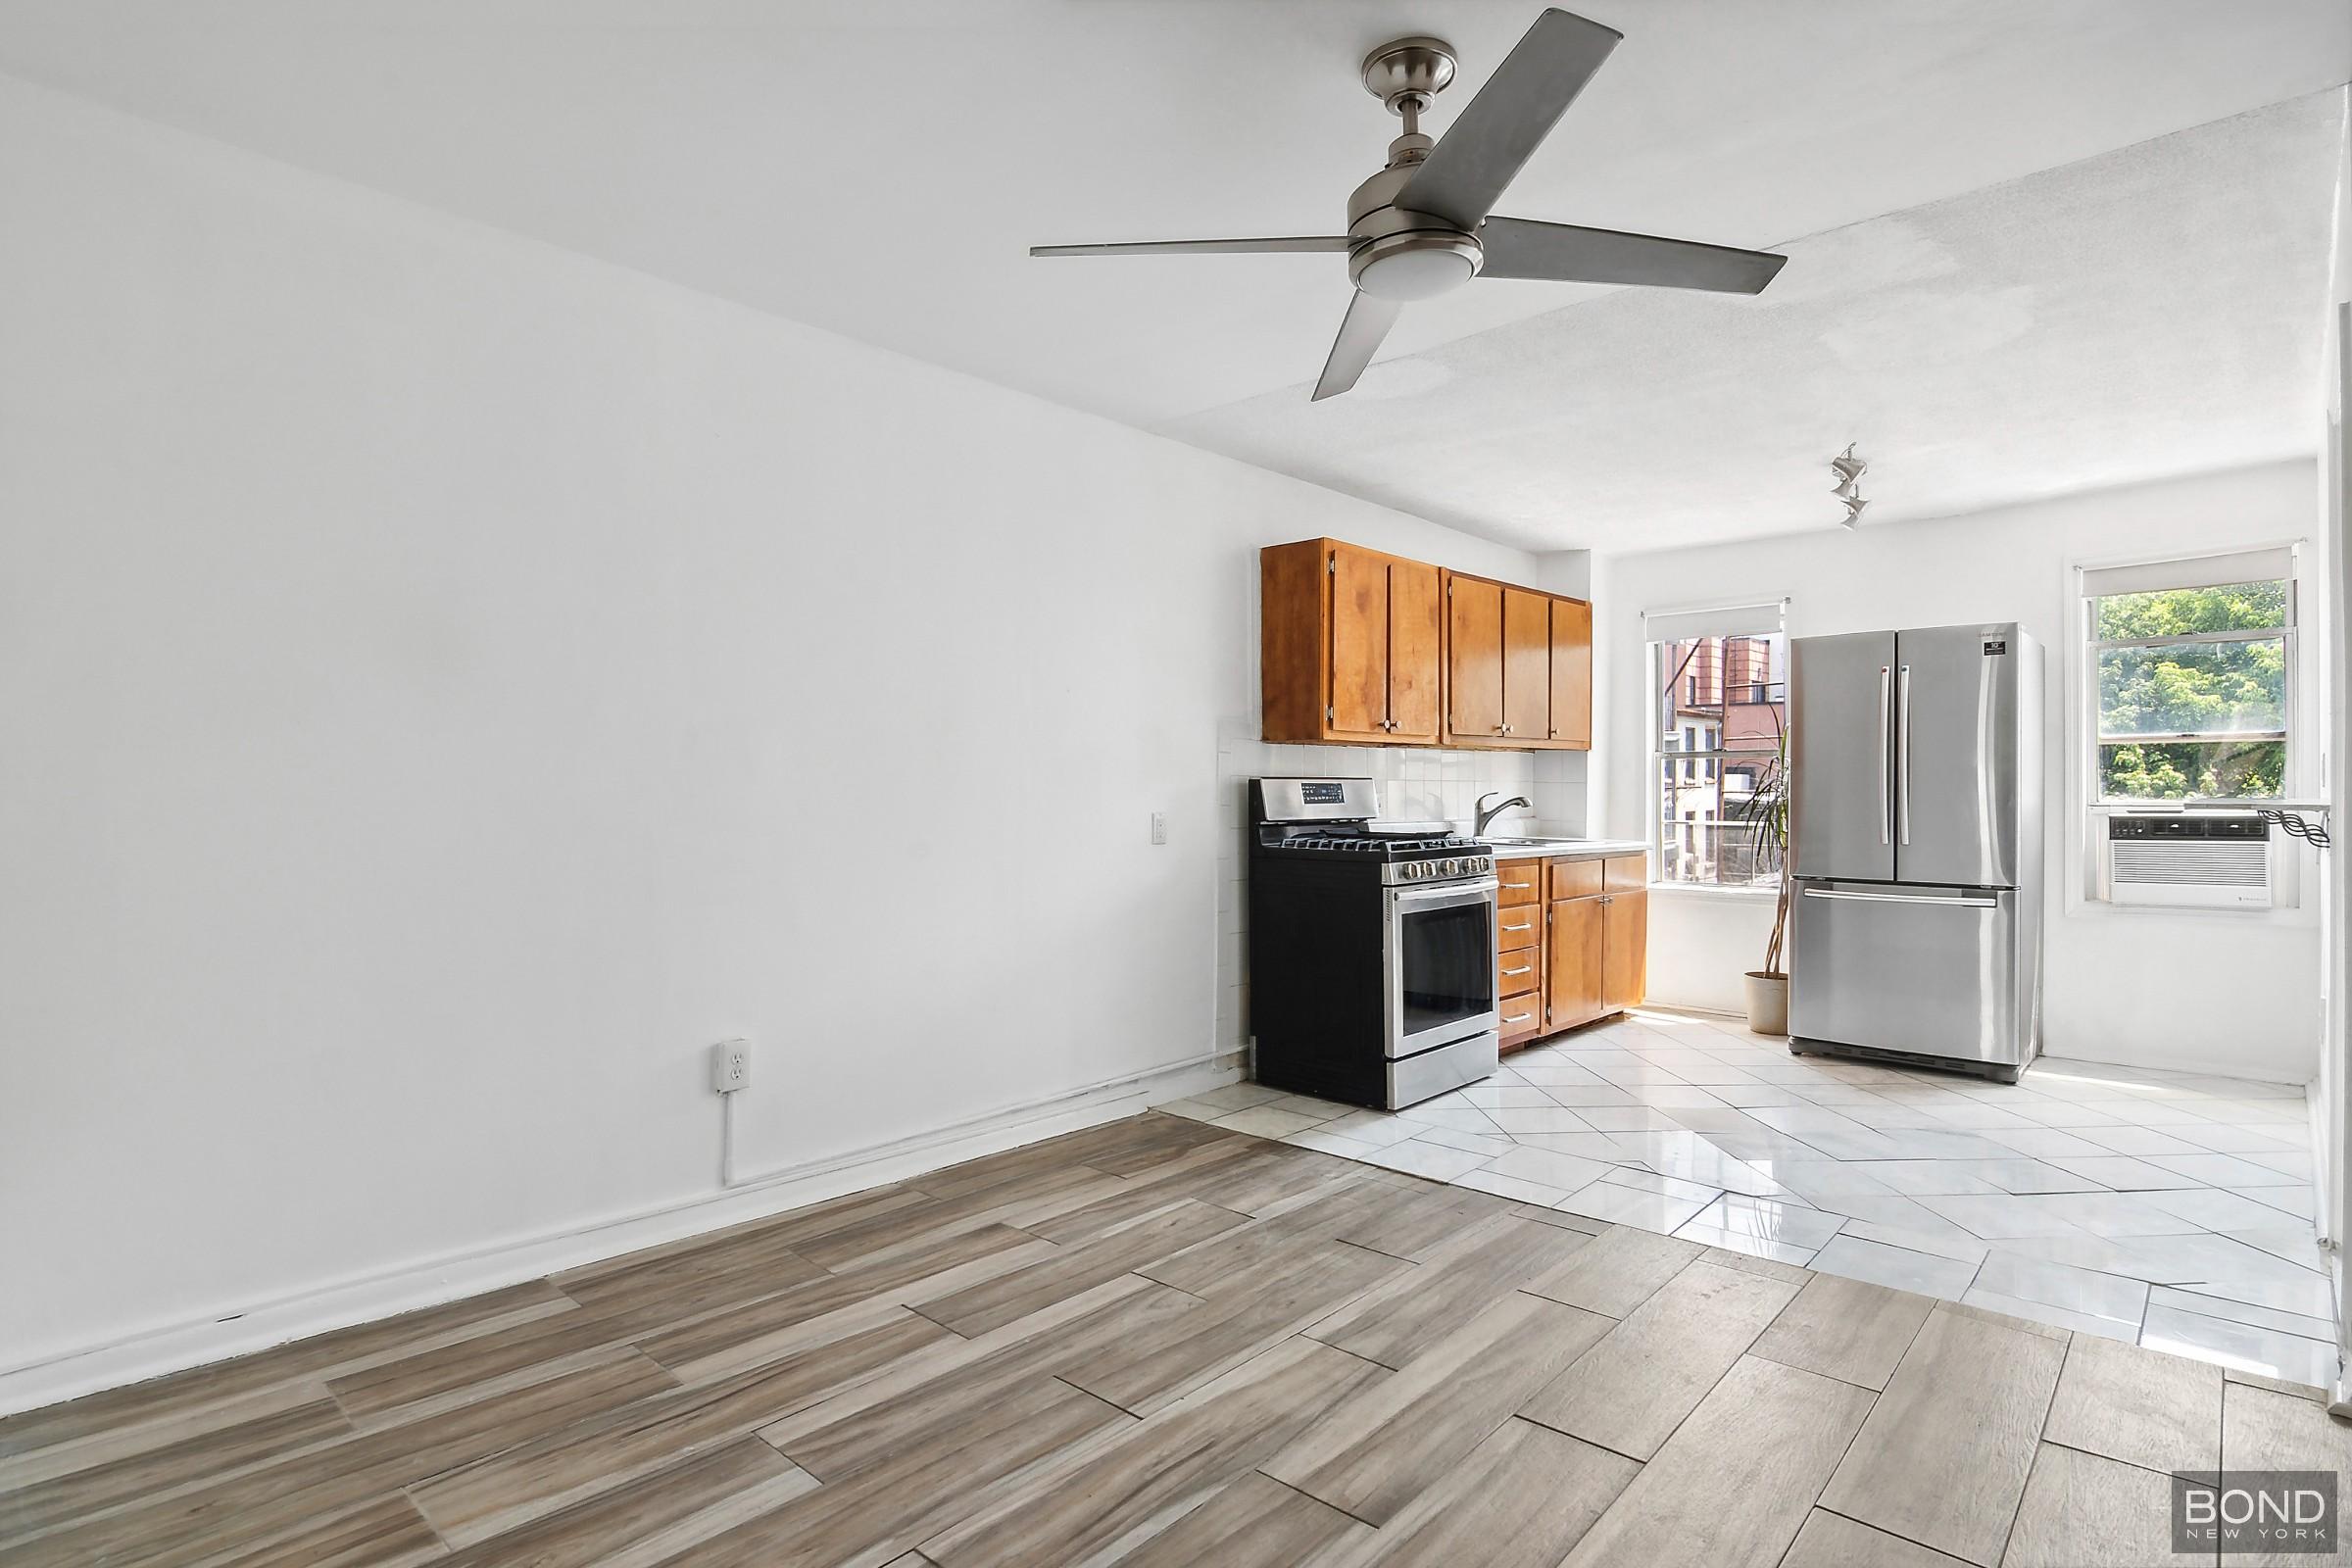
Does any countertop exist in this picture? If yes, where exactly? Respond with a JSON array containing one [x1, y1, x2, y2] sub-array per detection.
[[1484, 838, 1648, 861]]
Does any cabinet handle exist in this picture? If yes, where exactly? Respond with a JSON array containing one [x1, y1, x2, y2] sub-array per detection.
[[1597, 895, 1612, 906], [1502, 879, 1532, 890], [1503, 965, 1533, 978], [1503, 1011, 1535, 1025], [1502, 920, 1533, 933]]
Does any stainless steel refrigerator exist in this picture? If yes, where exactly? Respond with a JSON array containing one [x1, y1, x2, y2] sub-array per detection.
[[1788, 623, 2044, 1081]]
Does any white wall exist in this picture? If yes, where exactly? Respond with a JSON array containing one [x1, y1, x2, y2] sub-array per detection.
[[1592, 462, 2327, 1082], [2319, 88, 2349, 1281], [0, 74, 1542, 1398]]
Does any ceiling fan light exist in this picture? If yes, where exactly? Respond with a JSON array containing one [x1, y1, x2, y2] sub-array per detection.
[[1357, 248, 1476, 301]]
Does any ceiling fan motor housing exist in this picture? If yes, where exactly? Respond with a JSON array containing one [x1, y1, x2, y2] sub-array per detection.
[[1346, 163, 1484, 301]]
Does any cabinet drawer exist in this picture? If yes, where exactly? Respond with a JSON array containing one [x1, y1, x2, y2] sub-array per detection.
[[1497, 906, 1542, 953], [1548, 858, 1604, 901], [1498, 954, 1542, 994], [1498, 996, 1544, 1041], [1605, 854, 1647, 893], [1495, 864, 1543, 906]]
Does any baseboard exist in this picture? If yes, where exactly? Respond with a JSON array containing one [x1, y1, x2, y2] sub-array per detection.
[[1636, 1001, 1750, 1025], [2036, 1050, 2315, 1089], [0, 1051, 1243, 1418]]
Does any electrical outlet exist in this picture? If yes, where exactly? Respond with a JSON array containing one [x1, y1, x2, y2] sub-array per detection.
[[710, 1038, 752, 1094], [1151, 811, 1168, 845]]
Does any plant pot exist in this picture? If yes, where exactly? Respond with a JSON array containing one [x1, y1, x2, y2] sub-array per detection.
[[1743, 970, 1789, 1037]]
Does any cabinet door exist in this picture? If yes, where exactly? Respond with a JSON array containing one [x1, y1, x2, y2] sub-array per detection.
[[1326, 545, 1393, 740], [1387, 560, 1443, 742], [1545, 897, 1606, 1032], [1502, 587, 1550, 742], [1549, 598, 1592, 748], [1602, 890, 1648, 1012], [1446, 574, 1503, 742]]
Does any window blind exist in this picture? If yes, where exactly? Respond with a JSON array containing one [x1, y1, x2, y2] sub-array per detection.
[[2081, 546, 2295, 600], [1642, 598, 1788, 643]]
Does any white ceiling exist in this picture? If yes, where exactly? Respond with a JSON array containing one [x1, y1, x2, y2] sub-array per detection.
[[0, 0, 2345, 549], [1170, 90, 2348, 551]]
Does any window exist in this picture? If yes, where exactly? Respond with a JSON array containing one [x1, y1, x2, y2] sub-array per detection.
[[2082, 549, 2294, 803], [1643, 600, 1788, 889]]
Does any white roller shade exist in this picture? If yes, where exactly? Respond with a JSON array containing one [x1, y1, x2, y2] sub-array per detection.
[[2082, 546, 2295, 600], [1642, 599, 1788, 643]]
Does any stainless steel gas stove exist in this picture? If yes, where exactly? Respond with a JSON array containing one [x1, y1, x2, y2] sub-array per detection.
[[1247, 777, 1499, 1109]]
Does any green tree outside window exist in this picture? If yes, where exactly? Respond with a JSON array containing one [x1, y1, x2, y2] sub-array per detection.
[[2093, 580, 2287, 801]]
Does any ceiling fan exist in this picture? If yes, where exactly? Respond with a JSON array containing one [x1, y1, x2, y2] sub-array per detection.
[[1031, 7, 1788, 400]]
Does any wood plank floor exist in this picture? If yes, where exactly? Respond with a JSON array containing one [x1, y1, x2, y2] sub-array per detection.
[[5, 1108, 2346, 1567]]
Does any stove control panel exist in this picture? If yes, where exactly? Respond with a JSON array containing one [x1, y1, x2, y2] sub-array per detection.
[[1382, 855, 1495, 885]]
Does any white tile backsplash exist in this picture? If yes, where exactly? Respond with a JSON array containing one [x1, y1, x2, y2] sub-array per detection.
[[1214, 729, 1590, 1048]]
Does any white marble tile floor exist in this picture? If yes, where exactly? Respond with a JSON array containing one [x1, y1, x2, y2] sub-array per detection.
[[1160, 1006, 2336, 1383]]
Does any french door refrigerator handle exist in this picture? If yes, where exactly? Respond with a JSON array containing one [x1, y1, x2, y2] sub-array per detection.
[[1801, 887, 1998, 908], [1877, 664, 1892, 846], [1897, 662, 1913, 846]]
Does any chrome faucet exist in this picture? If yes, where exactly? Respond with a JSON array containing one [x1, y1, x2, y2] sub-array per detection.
[[1474, 792, 1531, 837]]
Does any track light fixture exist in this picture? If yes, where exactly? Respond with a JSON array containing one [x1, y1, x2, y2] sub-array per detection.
[[1831, 443, 1869, 528]]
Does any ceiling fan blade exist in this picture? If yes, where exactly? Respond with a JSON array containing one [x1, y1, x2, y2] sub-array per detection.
[[1312, 291, 1404, 401], [1396, 9, 1621, 229], [1030, 236, 1352, 257], [1479, 215, 1788, 293]]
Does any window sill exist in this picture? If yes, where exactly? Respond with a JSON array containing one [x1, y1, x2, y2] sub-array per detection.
[[2068, 895, 2307, 921], [1646, 881, 1784, 901]]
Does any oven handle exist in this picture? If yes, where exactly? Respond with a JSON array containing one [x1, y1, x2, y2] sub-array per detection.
[[1390, 877, 1500, 912]]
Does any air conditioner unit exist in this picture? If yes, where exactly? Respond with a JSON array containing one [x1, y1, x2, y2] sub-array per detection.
[[2106, 813, 2272, 908]]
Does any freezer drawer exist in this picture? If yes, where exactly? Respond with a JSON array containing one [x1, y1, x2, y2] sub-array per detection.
[[1788, 880, 2034, 1070]]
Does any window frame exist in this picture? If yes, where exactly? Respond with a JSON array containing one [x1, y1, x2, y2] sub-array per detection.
[[2082, 576, 2296, 808], [1646, 629, 1788, 895]]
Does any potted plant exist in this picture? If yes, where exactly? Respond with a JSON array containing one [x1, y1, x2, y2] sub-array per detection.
[[1730, 730, 1792, 1035]]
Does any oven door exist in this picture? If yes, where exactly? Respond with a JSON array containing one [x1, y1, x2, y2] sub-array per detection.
[[1384, 877, 1500, 1060]]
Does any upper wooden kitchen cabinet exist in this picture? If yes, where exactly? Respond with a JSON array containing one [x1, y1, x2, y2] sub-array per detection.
[[1548, 596, 1593, 749], [1260, 540, 1588, 750], [1441, 570, 1592, 751], [1441, 574, 1547, 745], [1261, 539, 1442, 744]]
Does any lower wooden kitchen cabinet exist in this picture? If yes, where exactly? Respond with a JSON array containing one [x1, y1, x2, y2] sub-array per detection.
[[1494, 859, 1546, 1048], [1495, 852, 1646, 1052]]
